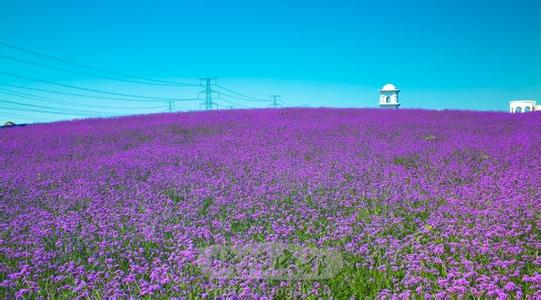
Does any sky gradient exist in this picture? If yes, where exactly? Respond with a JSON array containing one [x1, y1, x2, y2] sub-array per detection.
[[1, 0, 540, 123]]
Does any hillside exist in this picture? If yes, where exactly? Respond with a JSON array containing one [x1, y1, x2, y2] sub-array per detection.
[[1, 108, 540, 298]]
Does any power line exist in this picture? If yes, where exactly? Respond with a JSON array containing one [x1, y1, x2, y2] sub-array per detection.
[[214, 84, 270, 102], [0, 99, 118, 116], [0, 41, 284, 118], [0, 72, 200, 102], [218, 91, 270, 107], [215, 91, 258, 103], [0, 104, 113, 117], [216, 95, 251, 109], [0, 53, 198, 87], [0, 110, 54, 121], [0, 88, 166, 110], [0, 104, 114, 118], [0, 82, 175, 102], [0, 41, 199, 87]]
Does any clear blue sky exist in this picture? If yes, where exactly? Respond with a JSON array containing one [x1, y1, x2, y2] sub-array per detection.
[[1, 0, 540, 123]]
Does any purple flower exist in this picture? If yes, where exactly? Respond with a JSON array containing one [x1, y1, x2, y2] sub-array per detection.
[[1, 108, 539, 298]]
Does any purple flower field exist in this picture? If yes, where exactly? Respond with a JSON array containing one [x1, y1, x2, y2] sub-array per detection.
[[1, 108, 540, 298]]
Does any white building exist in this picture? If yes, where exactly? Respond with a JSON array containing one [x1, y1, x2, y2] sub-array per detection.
[[379, 83, 400, 109], [509, 100, 540, 113]]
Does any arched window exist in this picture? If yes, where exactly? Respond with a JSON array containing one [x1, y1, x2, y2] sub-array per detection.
[[515, 107, 522, 113], [524, 106, 531, 112], [386, 96, 391, 103]]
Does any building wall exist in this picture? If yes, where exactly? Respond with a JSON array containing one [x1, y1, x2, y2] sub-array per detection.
[[510, 100, 536, 113], [379, 91, 398, 104]]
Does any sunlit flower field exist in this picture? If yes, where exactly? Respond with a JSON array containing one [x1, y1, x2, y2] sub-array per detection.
[[1, 108, 540, 298]]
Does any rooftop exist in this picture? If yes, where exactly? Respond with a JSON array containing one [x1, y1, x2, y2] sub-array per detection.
[[380, 83, 399, 92]]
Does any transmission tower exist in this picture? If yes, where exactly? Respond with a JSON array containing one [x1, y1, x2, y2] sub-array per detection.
[[269, 95, 281, 108], [199, 78, 219, 110], [167, 101, 173, 112]]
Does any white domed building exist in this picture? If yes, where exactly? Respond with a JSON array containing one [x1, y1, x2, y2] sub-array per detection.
[[379, 83, 400, 109], [509, 100, 539, 113]]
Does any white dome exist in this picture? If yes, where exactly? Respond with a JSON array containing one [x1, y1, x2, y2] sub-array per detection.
[[381, 83, 398, 91]]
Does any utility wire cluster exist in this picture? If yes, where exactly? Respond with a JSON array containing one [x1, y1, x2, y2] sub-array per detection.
[[0, 42, 286, 123]]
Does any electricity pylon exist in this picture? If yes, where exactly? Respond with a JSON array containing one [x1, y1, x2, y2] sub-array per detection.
[[269, 95, 281, 108], [199, 78, 219, 110]]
